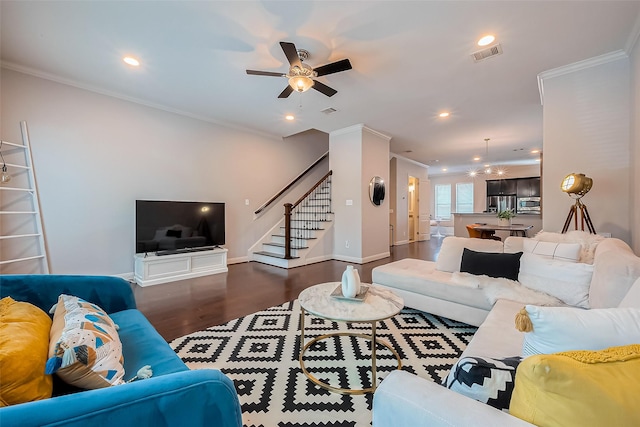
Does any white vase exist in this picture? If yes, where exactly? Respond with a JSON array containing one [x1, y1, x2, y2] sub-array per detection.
[[341, 265, 361, 298], [498, 218, 511, 226]]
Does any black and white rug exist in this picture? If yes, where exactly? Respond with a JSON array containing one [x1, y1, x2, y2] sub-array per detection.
[[170, 300, 477, 427]]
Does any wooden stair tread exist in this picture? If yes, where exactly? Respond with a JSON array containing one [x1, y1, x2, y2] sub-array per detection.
[[263, 242, 308, 250], [272, 234, 317, 240]]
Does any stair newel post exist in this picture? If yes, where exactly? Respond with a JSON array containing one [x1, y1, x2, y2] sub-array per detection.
[[284, 203, 293, 259]]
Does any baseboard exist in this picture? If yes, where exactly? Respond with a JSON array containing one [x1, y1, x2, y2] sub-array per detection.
[[361, 252, 390, 264], [304, 254, 334, 265], [228, 256, 249, 265], [332, 254, 364, 264], [394, 240, 410, 246], [113, 272, 134, 281]]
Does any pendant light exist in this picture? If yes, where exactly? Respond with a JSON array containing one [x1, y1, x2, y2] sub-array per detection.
[[483, 138, 492, 175], [0, 141, 11, 183]]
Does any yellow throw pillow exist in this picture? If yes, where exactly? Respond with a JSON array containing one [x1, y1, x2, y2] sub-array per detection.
[[510, 344, 640, 426], [46, 294, 124, 389], [0, 296, 53, 406]]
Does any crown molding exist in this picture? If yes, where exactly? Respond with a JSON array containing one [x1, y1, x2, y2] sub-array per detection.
[[0, 61, 280, 141], [330, 123, 392, 141], [536, 50, 628, 105], [390, 153, 430, 169]]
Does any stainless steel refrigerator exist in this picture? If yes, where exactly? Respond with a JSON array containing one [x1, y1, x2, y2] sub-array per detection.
[[486, 195, 516, 213]]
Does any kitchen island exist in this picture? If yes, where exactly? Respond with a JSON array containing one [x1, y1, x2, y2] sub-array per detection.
[[452, 213, 542, 240]]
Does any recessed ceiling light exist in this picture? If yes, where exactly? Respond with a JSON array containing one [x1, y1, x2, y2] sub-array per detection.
[[473, 156, 481, 161], [531, 149, 540, 154], [285, 115, 295, 121], [438, 112, 450, 118], [442, 167, 448, 172], [478, 35, 495, 46], [123, 56, 140, 67], [536, 158, 542, 162]]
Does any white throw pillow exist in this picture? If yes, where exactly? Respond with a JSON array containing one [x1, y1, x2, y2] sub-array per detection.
[[435, 236, 503, 273], [521, 305, 640, 357], [534, 230, 605, 264], [522, 239, 581, 262], [518, 252, 593, 308]]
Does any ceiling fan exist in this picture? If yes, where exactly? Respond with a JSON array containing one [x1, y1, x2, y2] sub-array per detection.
[[246, 41, 352, 98]]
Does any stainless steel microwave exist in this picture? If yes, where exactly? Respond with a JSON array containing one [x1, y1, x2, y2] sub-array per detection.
[[517, 197, 541, 213]]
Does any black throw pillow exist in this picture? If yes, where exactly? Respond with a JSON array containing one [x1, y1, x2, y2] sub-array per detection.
[[166, 229, 182, 238], [460, 248, 523, 281]]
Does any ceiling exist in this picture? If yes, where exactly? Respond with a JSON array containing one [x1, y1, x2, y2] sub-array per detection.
[[2, 1, 639, 175]]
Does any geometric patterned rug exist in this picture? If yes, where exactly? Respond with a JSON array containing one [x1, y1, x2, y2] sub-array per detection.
[[170, 300, 477, 427]]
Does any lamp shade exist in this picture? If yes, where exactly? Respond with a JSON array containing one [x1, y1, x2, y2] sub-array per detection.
[[561, 173, 592, 196], [288, 76, 314, 92]]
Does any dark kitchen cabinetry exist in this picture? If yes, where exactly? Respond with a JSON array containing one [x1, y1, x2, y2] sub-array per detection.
[[486, 179, 517, 196], [516, 177, 541, 197]]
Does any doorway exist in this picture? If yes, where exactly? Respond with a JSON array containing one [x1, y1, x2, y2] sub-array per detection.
[[408, 176, 431, 242], [408, 176, 418, 242]]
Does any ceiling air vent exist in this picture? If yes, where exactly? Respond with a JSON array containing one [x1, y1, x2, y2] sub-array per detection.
[[471, 44, 503, 63], [320, 107, 337, 115]]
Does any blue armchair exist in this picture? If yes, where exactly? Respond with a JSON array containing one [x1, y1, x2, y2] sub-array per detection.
[[0, 275, 242, 427]]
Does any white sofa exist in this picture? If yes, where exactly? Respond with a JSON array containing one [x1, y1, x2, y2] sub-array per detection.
[[371, 234, 640, 426]]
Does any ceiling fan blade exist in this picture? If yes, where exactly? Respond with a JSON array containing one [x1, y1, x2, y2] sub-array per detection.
[[312, 80, 337, 97], [278, 85, 294, 98], [246, 70, 285, 77], [313, 59, 352, 77], [280, 41, 301, 68]]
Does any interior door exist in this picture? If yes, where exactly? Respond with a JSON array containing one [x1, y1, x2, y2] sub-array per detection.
[[408, 177, 416, 242], [417, 178, 431, 240]]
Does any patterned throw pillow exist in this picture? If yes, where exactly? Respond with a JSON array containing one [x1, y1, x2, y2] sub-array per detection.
[[443, 356, 522, 411], [45, 294, 125, 389]]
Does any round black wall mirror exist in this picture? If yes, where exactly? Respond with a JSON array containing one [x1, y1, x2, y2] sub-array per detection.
[[369, 176, 385, 206]]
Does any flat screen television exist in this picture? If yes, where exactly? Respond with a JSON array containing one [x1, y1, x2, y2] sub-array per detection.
[[136, 200, 225, 255]]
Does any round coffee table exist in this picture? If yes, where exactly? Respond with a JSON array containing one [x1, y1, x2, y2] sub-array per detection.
[[298, 281, 404, 394]]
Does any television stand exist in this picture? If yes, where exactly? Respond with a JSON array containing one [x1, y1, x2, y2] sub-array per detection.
[[134, 247, 228, 287], [155, 246, 218, 256]]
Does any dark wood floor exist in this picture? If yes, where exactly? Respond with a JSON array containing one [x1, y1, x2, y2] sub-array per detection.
[[133, 238, 443, 342]]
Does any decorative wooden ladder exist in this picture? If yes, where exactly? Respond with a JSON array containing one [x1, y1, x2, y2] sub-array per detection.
[[0, 121, 49, 273]]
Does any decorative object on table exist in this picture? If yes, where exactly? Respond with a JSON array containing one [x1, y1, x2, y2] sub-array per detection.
[[560, 173, 596, 234], [341, 265, 361, 298], [331, 284, 370, 301], [497, 209, 515, 226]]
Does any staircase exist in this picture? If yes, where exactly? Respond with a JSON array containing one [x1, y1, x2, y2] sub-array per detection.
[[252, 173, 333, 268]]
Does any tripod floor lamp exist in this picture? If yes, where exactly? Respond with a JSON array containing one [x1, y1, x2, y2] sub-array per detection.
[[561, 173, 596, 234]]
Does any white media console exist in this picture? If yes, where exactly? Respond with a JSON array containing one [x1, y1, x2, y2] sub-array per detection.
[[134, 247, 228, 287]]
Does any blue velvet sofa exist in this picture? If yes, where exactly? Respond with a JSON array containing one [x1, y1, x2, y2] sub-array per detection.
[[0, 275, 242, 427]]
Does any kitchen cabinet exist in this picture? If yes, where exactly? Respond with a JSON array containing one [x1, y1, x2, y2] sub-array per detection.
[[516, 177, 541, 197], [486, 179, 517, 196]]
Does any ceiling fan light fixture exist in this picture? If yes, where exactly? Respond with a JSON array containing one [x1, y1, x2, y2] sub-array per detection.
[[288, 76, 314, 92], [287, 62, 316, 93]]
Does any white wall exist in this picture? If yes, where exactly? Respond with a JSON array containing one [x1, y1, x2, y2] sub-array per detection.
[[0, 69, 328, 275], [390, 156, 429, 245], [361, 128, 391, 261], [631, 32, 640, 254], [540, 54, 631, 242], [330, 125, 390, 263], [329, 126, 363, 262]]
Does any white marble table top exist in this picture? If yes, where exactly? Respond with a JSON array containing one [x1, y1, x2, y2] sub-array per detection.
[[298, 282, 404, 323]]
